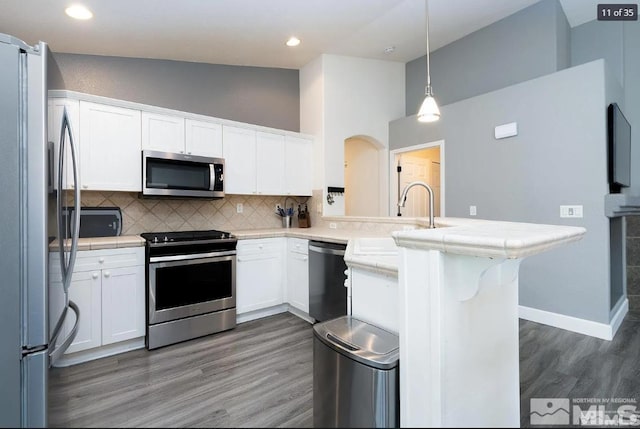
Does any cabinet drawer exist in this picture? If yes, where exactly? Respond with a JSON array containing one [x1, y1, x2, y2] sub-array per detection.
[[287, 238, 308, 255], [50, 247, 144, 273], [237, 238, 283, 255]]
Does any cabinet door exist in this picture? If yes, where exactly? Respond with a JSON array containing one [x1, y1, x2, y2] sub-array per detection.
[[185, 119, 223, 158], [48, 98, 80, 190], [236, 240, 284, 313], [79, 102, 142, 191], [256, 132, 286, 195], [222, 125, 257, 195], [141, 112, 185, 153], [65, 270, 102, 354], [101, 265, 145, 346], [285, 136, 313, 196], [287, 247, 309, 313]]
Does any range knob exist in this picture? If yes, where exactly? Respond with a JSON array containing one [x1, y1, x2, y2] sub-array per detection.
[[221, 233, 227, 239], [164, 236, 169, 242], [153, 237, 158, 243]]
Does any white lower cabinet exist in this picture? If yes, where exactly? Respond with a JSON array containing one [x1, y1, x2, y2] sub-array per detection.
[[286, 238, 309, 313], [49, 247, 145, 356], [236, 238, 285, 314]]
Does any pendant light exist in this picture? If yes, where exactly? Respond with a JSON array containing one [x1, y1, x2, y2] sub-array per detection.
[[417, 0, 440, 123]]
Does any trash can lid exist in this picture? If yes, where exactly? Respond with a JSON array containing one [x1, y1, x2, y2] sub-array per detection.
[[313, 316, 399, 370]]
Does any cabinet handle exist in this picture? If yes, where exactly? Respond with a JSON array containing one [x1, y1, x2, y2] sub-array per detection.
[[92, 272, 99, 279], [259, 245, 264, 249], [98, 258, 105, 263], [237, 258, 242, 262], [303, 256, 308, 261], [104, 271, 111, 278], [82, 184, 89, 189], [179, 150, 184, 154], [187, 152, 192, 155]]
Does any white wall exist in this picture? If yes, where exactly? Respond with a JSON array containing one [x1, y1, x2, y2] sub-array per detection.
[[299, 55, 325, 193], [301, 54, 405, 216]]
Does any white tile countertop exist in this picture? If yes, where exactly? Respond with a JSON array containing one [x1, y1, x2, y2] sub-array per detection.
[[392, 218, 586, 259], [49, 235, 145, 251], [230, 226, 394, 244]]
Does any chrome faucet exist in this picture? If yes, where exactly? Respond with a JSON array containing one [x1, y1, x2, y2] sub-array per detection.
[[398, 181, 436, 229]]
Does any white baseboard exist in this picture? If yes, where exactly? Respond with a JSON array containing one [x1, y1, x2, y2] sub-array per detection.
[[286, 305, 315, 324], [53, 337, 145, 367], [518, 300, 628, 341], [236, 304, 288, 324]]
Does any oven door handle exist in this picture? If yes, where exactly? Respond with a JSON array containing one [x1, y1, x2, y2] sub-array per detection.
[[149, 250, 237, 264]]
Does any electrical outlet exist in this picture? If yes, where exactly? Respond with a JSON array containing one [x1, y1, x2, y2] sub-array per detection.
[[470, 205, 477, 216], [316, 203, 322, 214], [329, 222, 337, 229], [236, 203, 243, 214], [403, 225, 416, 231], [275, 204, 281, 213], [560, 205, 583, 218]]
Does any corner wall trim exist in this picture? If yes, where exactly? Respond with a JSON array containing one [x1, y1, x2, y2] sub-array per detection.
[[518, 300, 628, 341]]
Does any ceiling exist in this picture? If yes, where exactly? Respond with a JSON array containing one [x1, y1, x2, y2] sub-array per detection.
[[0, 0, 598, 70]]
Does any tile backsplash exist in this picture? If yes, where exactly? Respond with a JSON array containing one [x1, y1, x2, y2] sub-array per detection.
[[75, 191, 315, 235]]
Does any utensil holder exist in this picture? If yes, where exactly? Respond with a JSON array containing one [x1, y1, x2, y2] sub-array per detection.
[[282, 215, 292, 228]]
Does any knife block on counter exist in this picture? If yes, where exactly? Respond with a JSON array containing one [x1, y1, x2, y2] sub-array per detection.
[[298, 212, 310, 228]]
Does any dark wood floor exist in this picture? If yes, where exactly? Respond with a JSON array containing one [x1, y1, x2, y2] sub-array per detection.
[[50, 312, 640, 428]]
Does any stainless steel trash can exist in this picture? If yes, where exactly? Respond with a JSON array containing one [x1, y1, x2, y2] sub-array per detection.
[[313, 316, 399, 428]]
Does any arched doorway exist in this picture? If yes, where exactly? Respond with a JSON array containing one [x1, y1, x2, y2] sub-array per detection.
[[344, 136, 385, 216]]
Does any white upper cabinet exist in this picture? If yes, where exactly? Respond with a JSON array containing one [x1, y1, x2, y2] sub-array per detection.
[[141, 112, 185, 154], [185, 119, 223, 158], [256, 132, 285, 195], [48, 98, 80, 190], [285, 136, 313, 196], [79, 102, 142, 192], [222, 125, 257, 194]]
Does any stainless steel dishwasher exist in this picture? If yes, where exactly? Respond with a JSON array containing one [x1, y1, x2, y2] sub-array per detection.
[[308, 240, 348, 322], [313, 315, 400, 428]]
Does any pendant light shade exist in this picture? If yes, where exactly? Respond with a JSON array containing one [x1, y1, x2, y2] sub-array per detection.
[[418, 0, 440, 123], [417, 87, 440, 123]]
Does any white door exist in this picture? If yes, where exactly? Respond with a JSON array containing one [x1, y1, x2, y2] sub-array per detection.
[[285, 136, 313, 196], [101, 265, 145, 345], [185, 119, 223, 157], [65, 270, 102, 354], [398, 154, 431, 217], [287, 248, 309, 313], [222, 126, 257, 194], [256, 132, 285, 195], [141, 112, 185, 153], [79, 102, 142, 191]]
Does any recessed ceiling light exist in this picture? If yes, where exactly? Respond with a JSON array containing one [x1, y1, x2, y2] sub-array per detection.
[[384, 46, 396, 54], [65, 4, 93, 20], [286, 37, 301, 47]]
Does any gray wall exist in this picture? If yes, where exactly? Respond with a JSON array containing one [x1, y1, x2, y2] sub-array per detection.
[[405, 0, 571, 116], [50, 53, 300, 132], [571, 20, 623, 86], [391, 60, 618, 324]]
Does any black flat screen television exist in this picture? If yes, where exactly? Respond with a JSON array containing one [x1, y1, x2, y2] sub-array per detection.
[[608, 102, 632, 193]]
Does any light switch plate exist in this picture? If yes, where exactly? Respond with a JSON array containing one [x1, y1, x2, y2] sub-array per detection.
[[560, 205, 583, 218], [236, 203, 243, 214], [495, 122, 518, 139], [470, 205, 477, 216]]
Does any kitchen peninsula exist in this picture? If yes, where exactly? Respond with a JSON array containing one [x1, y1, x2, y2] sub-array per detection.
[[344, 217, 585, 428]]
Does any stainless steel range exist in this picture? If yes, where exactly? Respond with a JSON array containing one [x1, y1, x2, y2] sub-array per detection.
[[141, 229, 237, 350]]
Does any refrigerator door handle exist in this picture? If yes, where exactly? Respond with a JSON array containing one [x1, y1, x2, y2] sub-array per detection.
[[50, 107, 81, 365]]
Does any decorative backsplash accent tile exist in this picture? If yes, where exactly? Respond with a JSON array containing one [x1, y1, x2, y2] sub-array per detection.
[[73, 191, 315, 235]]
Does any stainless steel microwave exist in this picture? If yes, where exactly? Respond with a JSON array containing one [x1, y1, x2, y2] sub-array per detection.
[[142, 150, 225, 198]]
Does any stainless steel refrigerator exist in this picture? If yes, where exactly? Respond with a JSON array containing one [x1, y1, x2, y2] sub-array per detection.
[[0, 33, 80, 427]]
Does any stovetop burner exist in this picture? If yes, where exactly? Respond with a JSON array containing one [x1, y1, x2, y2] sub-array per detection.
[[141, 229, 235, 244]]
